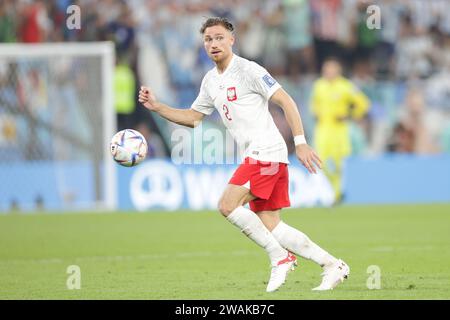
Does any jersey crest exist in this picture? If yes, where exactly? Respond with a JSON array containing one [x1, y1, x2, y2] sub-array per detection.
[[227, 87, 237, 101]]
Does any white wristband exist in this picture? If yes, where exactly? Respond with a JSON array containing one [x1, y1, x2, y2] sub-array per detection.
[[294, 135, 307, 146]]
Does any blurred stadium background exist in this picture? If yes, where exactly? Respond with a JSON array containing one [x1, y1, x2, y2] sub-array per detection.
[[0, 0, 450, 212], [1, 0, 449, 212], [0, 0, 450, 300]]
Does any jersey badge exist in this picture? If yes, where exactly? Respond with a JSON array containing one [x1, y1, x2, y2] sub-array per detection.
[[262, 74, 276, 88], [227, 87, 237, 101]]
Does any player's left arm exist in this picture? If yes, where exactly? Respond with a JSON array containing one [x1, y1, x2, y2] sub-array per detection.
[[348, 83, 370, 119], [270, 88, 322, 174]]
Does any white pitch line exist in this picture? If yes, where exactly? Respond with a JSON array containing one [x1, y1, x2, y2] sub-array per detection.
[[370, 245, 436, 252], [0, 250, 257, 266]]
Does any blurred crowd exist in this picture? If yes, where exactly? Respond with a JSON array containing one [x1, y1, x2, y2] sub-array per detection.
[[1, 0, 450, 156]]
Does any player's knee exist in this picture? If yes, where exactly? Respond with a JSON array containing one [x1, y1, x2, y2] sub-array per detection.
[[218, 199, 236, 217]]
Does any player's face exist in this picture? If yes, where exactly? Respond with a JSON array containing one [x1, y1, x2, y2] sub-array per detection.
[[322, 61, 342, 80], [203, 25, 234, 63]]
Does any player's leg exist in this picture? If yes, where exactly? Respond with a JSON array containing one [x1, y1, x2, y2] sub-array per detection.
[[268, 213, 336, 266], [258, 210, 349, 291], [218, 184, 289, 267], [255, 210, 281, 232], [220, 159, 297, 292], [274, 217, 350, 291], [256, 164, 350, 291], [322, 127, 351, 204], [256, 209, 335, 266], [218, 184, 296, 293], [326, 142, 347, 204], [218, 183, 256, 216]]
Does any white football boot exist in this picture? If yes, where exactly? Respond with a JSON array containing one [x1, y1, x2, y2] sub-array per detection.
[[266, 252, 298, 293], [312, 259, 350, 291]]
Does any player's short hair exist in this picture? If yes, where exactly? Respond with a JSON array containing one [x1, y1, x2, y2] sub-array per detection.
[[200, 17, 234, 34]]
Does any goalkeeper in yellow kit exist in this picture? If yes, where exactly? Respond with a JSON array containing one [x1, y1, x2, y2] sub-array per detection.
[[310, 57, 370, 203]]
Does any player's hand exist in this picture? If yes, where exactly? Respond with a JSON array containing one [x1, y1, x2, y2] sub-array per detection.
[[295, 144, 322, 174], [336, 115, 350, 122], [139, 86, 159, 111]]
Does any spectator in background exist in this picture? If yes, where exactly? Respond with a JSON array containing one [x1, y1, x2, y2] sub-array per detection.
[[209, 0, 234, 20], [335, 0, 357, 70], [425, 44, 450, 112], [428, 25, 450, 75], [395, 12, 434, 80], [114, 55, 136, 131], [236, 4, 265, 64], [105, 1, 136, 57], [282, 0, 315, 79], [353, 0, 380, 69], [386, 122, 415, 153], [375, 0, 402, 78], [160, 2, 199, 107], [17, 0, 50, 43], [260, 0, 285, 76], [0, 0, 16, 42], [407, 0, 450, 35], [310, 0, 342, 72], [78, 0, 104, 42], [310, 57, 370, 203], [1, 0, 449, 160], [43, 0, 79, 42], [397, 88, 439, 154], [96, 0, 122, 26]]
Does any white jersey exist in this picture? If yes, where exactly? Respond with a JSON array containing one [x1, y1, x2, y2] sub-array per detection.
[[191, 54, 289, 164]]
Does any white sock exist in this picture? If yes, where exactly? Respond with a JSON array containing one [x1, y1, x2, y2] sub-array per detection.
[[227, 206, 287, 265], [272, 221, 337, 267]]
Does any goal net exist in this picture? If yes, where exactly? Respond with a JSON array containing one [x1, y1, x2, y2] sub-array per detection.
[[0, 42, 116, 212]]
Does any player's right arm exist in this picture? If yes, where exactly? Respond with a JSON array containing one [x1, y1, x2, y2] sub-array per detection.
[[139, 86, 205, 128]]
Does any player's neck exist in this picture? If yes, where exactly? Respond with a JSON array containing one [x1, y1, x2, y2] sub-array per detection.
[[324, 76, 341, 82], [216, 53, 234, 74]]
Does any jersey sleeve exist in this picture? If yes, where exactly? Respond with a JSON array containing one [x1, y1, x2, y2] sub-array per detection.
[[348, 82, 370, 119], [191, 76, 215, 115], [248, 62, 282, 100]]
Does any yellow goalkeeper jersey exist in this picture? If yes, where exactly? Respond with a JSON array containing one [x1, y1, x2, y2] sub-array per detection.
[[310, 76, 369, 127], [310, 76, 370, 159]]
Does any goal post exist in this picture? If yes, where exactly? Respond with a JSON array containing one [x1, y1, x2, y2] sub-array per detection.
[[0, 42, 117, 212]]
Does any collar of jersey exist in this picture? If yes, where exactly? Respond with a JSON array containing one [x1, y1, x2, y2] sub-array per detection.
[[215, 53, 236, 77]]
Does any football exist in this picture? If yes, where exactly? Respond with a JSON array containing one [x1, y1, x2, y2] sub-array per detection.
[[110, 129, 148, 167]]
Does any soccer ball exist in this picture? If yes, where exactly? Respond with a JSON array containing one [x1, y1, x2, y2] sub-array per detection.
[[110, 129, 148, 167]]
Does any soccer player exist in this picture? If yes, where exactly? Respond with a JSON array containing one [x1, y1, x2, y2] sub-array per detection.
[[139, 17, 349, 292], [311, 57, 370, 203]]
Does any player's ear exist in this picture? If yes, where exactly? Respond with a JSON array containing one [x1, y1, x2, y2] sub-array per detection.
[[230, 34, 235, 46]]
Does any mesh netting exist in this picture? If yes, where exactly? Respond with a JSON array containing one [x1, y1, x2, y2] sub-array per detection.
[[0, 44, 114, 212]]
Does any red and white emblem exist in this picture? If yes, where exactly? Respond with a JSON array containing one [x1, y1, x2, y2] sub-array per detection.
[[227, 87, 237, 101]]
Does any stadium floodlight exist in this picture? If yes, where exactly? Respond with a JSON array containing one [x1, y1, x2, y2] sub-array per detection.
[[0, 42, 116, 212]]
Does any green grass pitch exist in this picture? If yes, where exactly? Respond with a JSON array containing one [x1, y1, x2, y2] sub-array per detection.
[[0, 204, 449, 300]]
